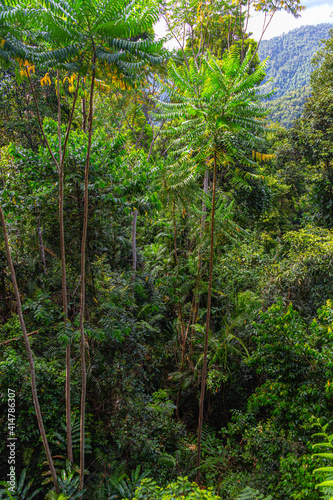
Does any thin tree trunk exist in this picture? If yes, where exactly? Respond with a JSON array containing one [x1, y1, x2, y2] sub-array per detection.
[[172, 202, 179, 268], [27, 71, 59, 174], [146, 119, 165, 163], [200, 169, 209, 237], [250, 10, 276, 64], [57, 70, 73, 463], [36, 211, 47, 274], [180, 297, 195, 366], [196, 150, 217, 484], [60, 163, 73, 463], [0, 204, 59, 493], [79, 53, 96, 491], [132, 209, 138, 272], [180, 169, 208, 369], [81, 97, 87, 133], [191, 169, 209, 355], [172, 202, 186, 348], [28, 66, 79, 465]]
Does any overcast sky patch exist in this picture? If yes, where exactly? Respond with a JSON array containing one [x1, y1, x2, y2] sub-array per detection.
[[248, 1, 332, 40]]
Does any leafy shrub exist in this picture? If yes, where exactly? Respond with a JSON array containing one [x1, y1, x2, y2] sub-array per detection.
[[312, 418, 333, 500], [131, 476, 221, 500], [0, 469, 41, 500]]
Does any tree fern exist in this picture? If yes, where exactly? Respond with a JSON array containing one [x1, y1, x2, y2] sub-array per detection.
[[154, 47, 271, 482], [154, 49, 270, 160]]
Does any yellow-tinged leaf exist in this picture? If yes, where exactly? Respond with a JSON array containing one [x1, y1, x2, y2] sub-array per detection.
[[40, 73, 51, 86]]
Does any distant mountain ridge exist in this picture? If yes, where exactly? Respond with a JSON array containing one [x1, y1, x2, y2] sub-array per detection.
[[258, 23, 332, 127]]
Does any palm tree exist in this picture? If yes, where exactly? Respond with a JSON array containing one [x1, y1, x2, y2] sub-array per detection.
[[155, 47, 270, 481], [0, 0, 163, 490]]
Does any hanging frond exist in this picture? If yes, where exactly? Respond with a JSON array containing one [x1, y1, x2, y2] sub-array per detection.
[[252, 151, 276, 162], [0, 0, 166, 84]]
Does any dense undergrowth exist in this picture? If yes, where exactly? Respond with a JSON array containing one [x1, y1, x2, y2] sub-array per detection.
[[0, 0, 333, 499]]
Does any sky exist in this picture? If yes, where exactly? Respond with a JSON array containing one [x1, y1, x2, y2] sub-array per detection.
[[156, 0, 333, 47], [247, 0, 333, 40]]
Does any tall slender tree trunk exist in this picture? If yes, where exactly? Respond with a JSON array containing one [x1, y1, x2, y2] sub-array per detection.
[[79, 53, 96, 491], [132, 209, 138, 272], [81, 97, 87, 133], [59, 165, 73, 463], [57, 70, 73, 463], [191, 169, 209, 356], [179, 169, 210, 389], [196, 150, 217, 484], [29, 69, 79, 464], [201, 169, 209, 236], [36, 210, 47, 274], [0, 204, 59, 494], [172, 202, 186, 348]]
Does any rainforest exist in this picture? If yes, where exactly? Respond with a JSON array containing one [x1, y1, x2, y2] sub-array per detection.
[[0, 0, 333, 499]]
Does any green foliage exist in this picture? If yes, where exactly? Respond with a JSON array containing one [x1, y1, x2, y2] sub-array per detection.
[[247, 298, 333, 428], [276, 452, 319, 500], [1, 0, 333, 497], [93, 465, 148, 500], [243, 226, 333, 316], [257, 24, 332, 127], [0, 469, 41, 500], [0, 350, 75, 480], [235, 487, 272, 500], [156, 47, 269, 162], [219, 297, 333, 499], [0, 0, 164, 79], [177, 427, 226, 485], [312, 419, 333, 500], [258, 24, 332, 100], [265, 86, 311, 128], [44, 461, 84, 499], [131, 476, 221, 500], [47, 415, 92, 466], [0, 67, 59, 149]]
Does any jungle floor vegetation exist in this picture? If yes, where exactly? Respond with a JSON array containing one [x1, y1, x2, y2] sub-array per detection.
[[0, 0, 333, 499]]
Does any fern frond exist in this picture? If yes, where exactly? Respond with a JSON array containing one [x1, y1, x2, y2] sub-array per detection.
[[236, 486, 272, 500]]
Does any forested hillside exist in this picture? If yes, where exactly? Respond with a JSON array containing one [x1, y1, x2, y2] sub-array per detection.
[[0, 1, 333, 500], [258, 23, 332, 126], [264, 84, 310, 126]]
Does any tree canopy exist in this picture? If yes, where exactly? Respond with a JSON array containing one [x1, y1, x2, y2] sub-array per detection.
[[1, 2, 333, 500]]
